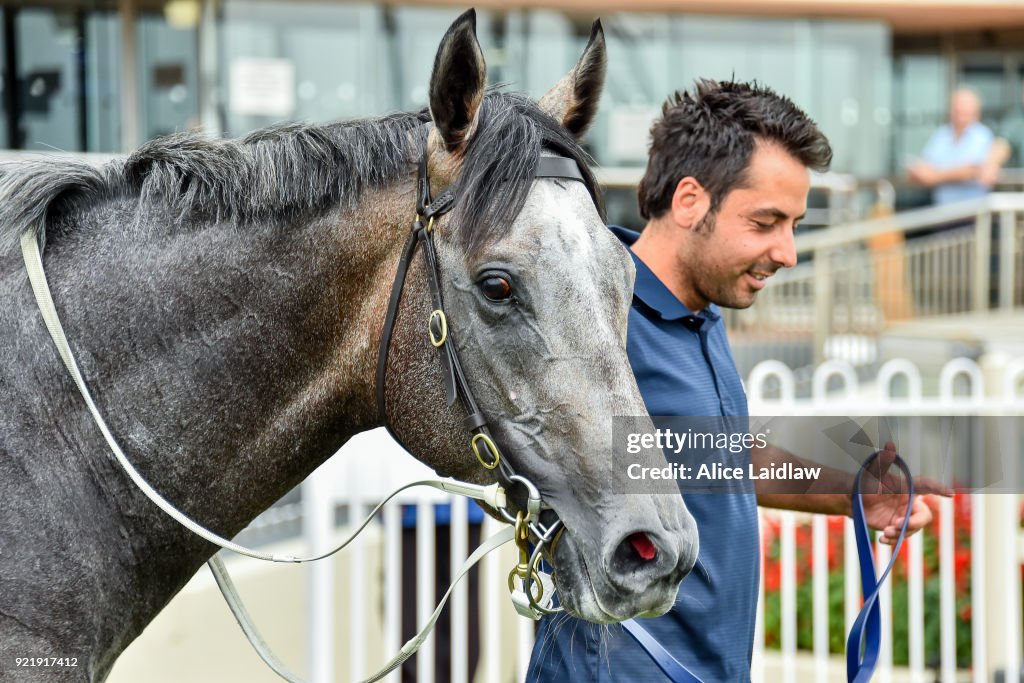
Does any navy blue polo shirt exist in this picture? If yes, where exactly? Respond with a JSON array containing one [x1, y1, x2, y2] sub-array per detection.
[[528, 226, 760, 682]]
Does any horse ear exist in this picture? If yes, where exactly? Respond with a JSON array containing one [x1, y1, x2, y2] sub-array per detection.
[[538, 19, 607, 139], [429, 9, 487, 152]]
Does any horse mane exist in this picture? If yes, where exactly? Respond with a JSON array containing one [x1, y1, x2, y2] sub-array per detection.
[[0, 91, 602, 256]]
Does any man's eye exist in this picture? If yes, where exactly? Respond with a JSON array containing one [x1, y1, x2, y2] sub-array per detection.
[[480, 276, 513, 302]]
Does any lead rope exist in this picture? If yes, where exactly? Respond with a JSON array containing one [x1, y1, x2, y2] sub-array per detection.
[[847, 452, 914, 683], [620, 452, 914, 683], [209, 526, 514, 683]]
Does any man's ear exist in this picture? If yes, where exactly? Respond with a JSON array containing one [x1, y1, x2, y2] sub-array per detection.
[[670, 177, 711, 230]]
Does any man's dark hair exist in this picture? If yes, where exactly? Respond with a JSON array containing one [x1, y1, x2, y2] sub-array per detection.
[[637, 79, 833, 220]]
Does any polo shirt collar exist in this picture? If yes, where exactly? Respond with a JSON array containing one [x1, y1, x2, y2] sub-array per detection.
[[609, 225, 721, 325]]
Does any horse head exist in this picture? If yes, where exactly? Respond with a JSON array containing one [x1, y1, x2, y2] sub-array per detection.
[[381, 10, 698, 623]]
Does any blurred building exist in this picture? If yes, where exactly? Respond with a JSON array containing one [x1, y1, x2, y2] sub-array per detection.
[[3, 0, 1024, 182]]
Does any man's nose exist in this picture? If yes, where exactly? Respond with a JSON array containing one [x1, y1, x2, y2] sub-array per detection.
[[771, 229, 798, 269]]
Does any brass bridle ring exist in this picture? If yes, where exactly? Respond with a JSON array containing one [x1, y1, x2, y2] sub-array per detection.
[[471, 432, 500, 470], [428, 310, 447, 347]]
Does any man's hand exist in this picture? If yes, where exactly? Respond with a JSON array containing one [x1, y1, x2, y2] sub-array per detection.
[[859, 442, 954, 545], [907, 161, 941, 187], [979, 138, 1012, 187]]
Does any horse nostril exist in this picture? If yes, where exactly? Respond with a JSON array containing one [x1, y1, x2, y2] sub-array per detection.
[[627, 532, 658, 562], [610, 532, 660, 578]]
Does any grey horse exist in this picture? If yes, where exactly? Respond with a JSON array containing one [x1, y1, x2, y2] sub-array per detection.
[[0, 10, 697, 682]]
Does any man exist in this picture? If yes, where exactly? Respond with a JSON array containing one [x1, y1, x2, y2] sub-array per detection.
[[527, 79, 939, 682], [908, 87, 1006, 204]]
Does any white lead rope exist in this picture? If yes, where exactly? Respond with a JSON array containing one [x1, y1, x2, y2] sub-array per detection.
[[209, 526, 515, 683]]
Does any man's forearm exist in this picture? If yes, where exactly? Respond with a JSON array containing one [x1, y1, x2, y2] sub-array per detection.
[[937, 163, 982, 183], [753, 443, 852, 516], [907, 161, 981, 187]]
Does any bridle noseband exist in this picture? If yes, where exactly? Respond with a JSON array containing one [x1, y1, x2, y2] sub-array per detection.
[[374, 140, 590, 616]]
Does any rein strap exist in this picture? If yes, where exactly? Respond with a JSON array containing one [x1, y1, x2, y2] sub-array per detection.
[[374, 149, 587, 488]]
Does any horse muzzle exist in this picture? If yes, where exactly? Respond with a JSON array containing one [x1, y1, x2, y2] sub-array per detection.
[[545, 499, 699, 623]]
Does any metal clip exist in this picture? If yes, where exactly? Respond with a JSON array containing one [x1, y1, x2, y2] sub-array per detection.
[[506, 512, 559, 619], [509, 572, 557, 620]]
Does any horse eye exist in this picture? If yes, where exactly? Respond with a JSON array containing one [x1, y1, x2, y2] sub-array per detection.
[[480, 276, 512, 302]]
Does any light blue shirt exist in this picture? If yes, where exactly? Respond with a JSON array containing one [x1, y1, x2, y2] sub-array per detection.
[[921, 122, 995, 205]]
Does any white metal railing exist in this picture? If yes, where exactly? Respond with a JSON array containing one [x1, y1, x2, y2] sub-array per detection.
[[748, 354, 1024, 683], [295, 355, 1024, 683]]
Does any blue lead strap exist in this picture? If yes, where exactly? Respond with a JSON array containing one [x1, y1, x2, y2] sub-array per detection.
[[622, 451, 914, 683], [621, 618, 702, 683], [847, 452, 914, 683]]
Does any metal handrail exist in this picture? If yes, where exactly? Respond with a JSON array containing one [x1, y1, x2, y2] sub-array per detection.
[[795, 192, 1024, 254]]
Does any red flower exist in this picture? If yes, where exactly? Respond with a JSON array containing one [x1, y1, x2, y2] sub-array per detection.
[[954, 548, 971, 592], [764, 560, 781, 592]]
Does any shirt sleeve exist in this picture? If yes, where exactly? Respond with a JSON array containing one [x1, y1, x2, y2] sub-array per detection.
[[920, 128, 945, 164], [962, 124, 995, 164]]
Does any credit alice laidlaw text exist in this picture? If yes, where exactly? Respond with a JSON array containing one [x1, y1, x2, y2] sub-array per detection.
[[626, 462, 822, 481]]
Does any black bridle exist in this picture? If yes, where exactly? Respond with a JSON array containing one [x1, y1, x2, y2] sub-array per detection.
[[375, 140, 588, 492], [374, 140, 589, 616]]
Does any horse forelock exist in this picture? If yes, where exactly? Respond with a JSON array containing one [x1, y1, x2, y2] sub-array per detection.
[[0, 90, 601, 256], [452, 91, 604, 259]]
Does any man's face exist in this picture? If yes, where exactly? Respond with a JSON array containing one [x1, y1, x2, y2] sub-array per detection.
[[680, 142, 809, 310], [950, 90, 980, 133]]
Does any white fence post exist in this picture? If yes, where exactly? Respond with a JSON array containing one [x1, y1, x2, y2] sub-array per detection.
[[303, 467, 334, 683]]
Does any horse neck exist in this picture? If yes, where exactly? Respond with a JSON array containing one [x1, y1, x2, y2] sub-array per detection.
[[30, 188, 409, 662]]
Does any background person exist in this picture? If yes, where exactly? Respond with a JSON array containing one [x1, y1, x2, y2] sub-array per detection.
[[907, 87, 1007, 204]]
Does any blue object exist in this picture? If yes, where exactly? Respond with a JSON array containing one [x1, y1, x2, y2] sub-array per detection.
[[846, 453, 914, 682], [528, 226, 759, 682], [920, 122, 995, 205], [401, 499, 485, 527], [620, 619, 703, 682]]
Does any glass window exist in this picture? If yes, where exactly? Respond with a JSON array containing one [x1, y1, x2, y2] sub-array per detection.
[[137, 8, 199, 140], [893, 53, 949, 173], [815, 22, 892, 178], [1, 3, 121, 152], [84, 9, 120, 152], [16, 7, 84, 151], [220, 2, 395, 136], [958, 53, 1016, 128]]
